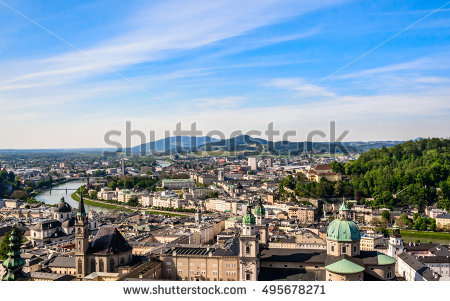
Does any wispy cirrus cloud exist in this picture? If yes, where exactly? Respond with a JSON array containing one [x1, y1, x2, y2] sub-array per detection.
[[266, 77, 335, 98], [0, 0, 339, 92]]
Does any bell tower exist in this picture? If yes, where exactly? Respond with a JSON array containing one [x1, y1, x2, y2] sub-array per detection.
[[388, 225, 404, 263], [75, 194, 89, 278], [253, 196, 268, 244], [194, 201, 202, 225], [239, 201, 259, 281]]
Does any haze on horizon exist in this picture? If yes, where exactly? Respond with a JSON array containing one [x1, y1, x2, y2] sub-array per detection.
[[0, 0, 449, 149]]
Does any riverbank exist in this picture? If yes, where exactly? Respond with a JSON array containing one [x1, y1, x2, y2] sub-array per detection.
[[71, 192, 189, 217], [71, 192, 133, 212], [399, 230, 450, 244], [30, 178, 71, 197]]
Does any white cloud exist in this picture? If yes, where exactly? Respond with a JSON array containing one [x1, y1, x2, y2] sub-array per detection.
[[0, 0, 339, 91], [267, 77, 335, 97]]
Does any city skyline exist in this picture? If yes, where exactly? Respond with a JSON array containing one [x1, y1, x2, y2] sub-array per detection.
[[0, 0, 449, 148]]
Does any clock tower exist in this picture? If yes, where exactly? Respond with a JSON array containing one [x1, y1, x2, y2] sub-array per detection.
[[75, 194, 89, 278]]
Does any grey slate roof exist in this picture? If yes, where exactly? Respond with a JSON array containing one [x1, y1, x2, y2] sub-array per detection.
[[398, 252, 439, 281], [435, 213, 450, 219], [87, 226, 132, 255], [48, 256, 76, 268], [420, 256, 450, 264], [31, 220, 62, 231], [260, 248, 327, 264]]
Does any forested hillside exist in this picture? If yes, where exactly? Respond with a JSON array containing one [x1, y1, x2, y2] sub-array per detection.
[[279, 138, 450, 211], [340, 138, 450, 210]]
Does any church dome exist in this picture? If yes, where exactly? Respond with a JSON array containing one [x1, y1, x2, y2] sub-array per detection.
[[326, 219, 360, 242], [253, 197, 265, 216], [242, 201, 256, 225], [54, 197, 72, 213]]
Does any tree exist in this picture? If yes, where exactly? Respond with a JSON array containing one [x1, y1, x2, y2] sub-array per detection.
[[0, 231, 10, 260], [371, 217, 382, 227], [381, 210, 390, 221], [89, 191, 97, 199], [429, 222, 437, 231], [207, 191, 219, 199], [420, 221, 428, 231], [127, 196, 139, 207], [377, 227, 389, 238], [414, 218, 422, 230], [10, 190, 28, 200], [395, 218, 406, 229]]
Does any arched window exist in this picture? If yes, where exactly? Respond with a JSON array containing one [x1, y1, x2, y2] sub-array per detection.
[[90, 259, 96, 273], [109, 259, 115, 272], [120, 257, 125, 264], [77, 259, 83, 274], [99, 259, 104, 272]]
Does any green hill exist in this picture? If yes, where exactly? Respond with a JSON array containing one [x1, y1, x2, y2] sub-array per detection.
[[280, 138, 450, 211], [342, 138, 450, 210]]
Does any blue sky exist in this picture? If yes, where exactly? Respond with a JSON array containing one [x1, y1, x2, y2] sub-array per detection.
[[0, 0, 449, 148]]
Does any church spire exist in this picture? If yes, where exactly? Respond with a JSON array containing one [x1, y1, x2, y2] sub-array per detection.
[[78, 193, 86, 217]]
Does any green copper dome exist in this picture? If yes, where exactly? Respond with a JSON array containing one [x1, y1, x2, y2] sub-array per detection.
[[339, 201, 349, 211], [326, 219, 360, 242], [325, 259, 365, 274], [253, 196, 265, 216], [242, 202, 256, 225]]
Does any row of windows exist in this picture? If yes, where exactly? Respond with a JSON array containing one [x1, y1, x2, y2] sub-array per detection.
[[330, 245, 357, 253], [170, 270, 234, 276]]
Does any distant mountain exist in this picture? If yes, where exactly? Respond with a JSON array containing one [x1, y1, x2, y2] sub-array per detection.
[[340, 141, 405, 153], [130, 136, 219, 154], [0, 136, 406, 155], [194, 135, 405, 155]]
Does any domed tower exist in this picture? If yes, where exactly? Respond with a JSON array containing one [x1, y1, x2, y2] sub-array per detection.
[[253, 196, 268, 244], [54, 196, 73, 222], [326, 201, 361, 257], [239, 201, 259, 281], [325, 201, 364, 281], [242, 201, 256, 236], [387, 225, 404, 261]]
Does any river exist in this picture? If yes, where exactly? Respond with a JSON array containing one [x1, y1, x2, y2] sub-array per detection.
[[35, 181, 115, 213]]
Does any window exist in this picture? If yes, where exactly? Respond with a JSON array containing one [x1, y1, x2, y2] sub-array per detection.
[[109, 259, 115, 272], [90, 259, 96, 273], [246, 273, 251, 280], [331, 245, 334, 252], [353, 246, 357, 252], [342, 246, 347, 254], [246, 245, 250, 254], [387, 272, 392, 278], [77, 259, 83, 274], [99, 259, 104, 272]]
